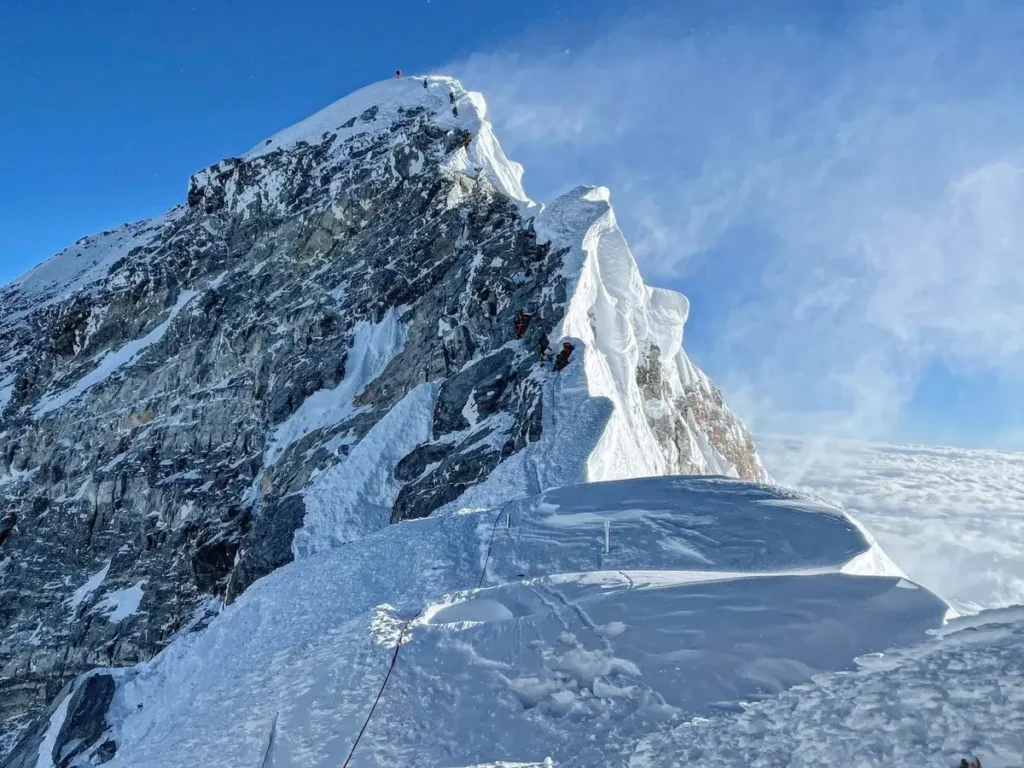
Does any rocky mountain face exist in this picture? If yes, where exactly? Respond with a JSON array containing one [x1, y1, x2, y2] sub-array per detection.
[[0, 76, 766, 764]]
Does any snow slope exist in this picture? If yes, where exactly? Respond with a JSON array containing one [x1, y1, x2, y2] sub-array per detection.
[[631, 606, 1024, 768], [296, 381, 439, 554], [0, 213, 179, 310], [761, 435, 1024, 614], [86, 477, 946, 768]]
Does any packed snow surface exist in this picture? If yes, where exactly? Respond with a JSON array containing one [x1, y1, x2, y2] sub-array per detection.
[[631, 606, 1024, 768], [762, 435, 1024, 613], [98, 477, 947, 768]]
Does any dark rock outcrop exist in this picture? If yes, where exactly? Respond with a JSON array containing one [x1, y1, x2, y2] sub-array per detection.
[[0, 76, 765, 761]]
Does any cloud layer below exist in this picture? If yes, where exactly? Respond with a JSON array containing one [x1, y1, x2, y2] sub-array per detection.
[[761, 434, 1024, 614], [452, 0, 1024, 447]]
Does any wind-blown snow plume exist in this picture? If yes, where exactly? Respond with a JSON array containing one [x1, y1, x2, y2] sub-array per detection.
[[453, 0, 1024, 447]]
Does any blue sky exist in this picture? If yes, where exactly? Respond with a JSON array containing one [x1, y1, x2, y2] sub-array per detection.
[[2, 0, 1023, 450]]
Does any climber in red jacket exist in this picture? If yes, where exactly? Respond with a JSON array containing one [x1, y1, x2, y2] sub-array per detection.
[[553, 342, 574, 372], [514, 311, 532, 339]]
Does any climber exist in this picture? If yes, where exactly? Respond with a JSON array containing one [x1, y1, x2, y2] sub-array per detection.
[[453, 105, 459, 118], [553, 341, 574, 372], [537, 331, 552, 361], [422, 78, 428, 89], [395, 69, 403, 79], [462, 130, 472, 150], [513, 310, 532, 339], [449, 91, 456, 104]]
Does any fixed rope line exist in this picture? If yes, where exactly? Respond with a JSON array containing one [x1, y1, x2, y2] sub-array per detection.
[[341, 609, 422, 768], [340, 387, 540, 765], [477, 500, 513, 589], [257, 712, 278, 768]]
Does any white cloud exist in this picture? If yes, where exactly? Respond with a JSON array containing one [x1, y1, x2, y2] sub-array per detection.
[[451, 0, 1024, 444], [760, 434, 1024, 613]]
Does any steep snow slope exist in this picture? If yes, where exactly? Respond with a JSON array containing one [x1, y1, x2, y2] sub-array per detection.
[[0, 213, 180, 312], [632, 606, 1024, 768], [0, 74, 766, 759], [42, 478, 947, 768], [540, 185, 762, 483], [761, 435, 1024, 613], [242, 77, 529, 203]]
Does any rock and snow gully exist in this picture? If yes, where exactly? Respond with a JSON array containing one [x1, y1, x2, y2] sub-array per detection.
[[0, 75, 977, 767]]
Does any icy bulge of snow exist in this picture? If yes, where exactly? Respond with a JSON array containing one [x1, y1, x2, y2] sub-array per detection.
[[96, 477, 948, 768]]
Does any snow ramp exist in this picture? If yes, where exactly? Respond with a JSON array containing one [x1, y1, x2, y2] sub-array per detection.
[[88, 477, 948, 768]]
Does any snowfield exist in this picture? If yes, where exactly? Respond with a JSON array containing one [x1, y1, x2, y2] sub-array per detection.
[[81, 477, 949, 768], [631, 606, 1024, 767]]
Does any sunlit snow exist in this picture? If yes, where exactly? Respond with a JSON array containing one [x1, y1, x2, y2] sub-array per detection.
[[64, 561, 111, 611], [93, 478, 946, 768], [95, 581, 146, 623]]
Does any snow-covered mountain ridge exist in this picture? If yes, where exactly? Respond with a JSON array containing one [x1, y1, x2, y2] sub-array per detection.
[[29, 478, 953, 767], [0, 75, 765, 762]]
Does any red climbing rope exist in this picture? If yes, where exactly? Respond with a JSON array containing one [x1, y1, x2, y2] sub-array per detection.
[[341, 610, 422, 768]]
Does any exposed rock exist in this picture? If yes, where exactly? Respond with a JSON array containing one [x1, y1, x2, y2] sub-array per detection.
[[0, 76, 766, 760], [52, 674, 116, 767]]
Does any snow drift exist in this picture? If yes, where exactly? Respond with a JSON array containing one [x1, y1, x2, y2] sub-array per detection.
[[65, 477, 949, 768]]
